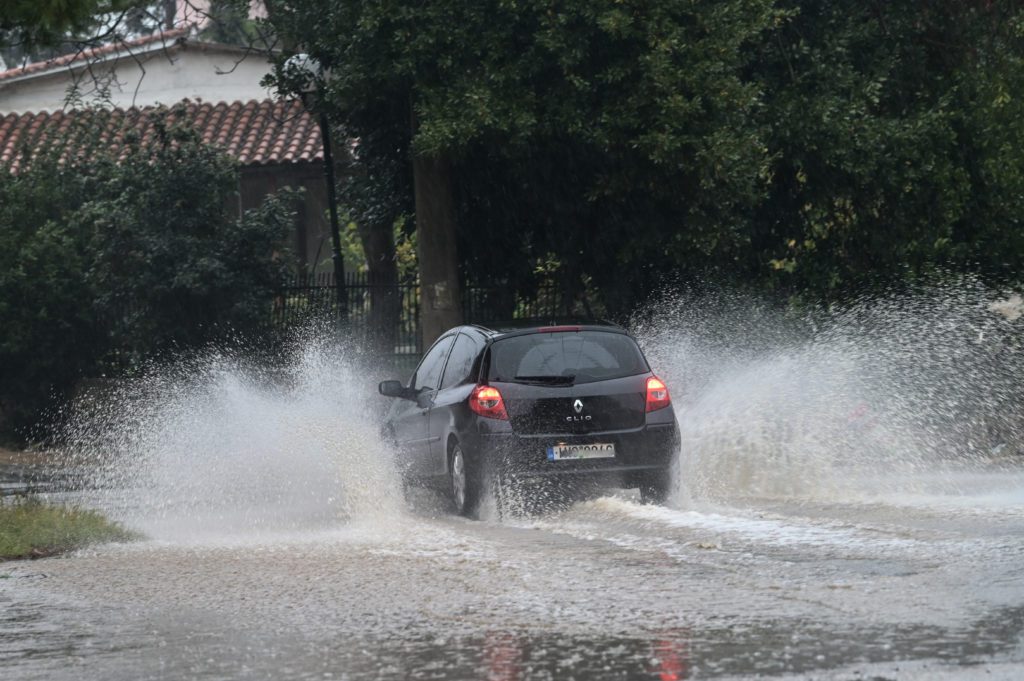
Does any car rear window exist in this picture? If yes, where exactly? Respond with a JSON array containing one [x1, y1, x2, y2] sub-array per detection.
[[488, 331, 649, 385]]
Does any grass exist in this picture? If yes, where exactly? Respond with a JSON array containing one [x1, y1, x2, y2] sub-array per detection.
[[0, 498, 138, 561]]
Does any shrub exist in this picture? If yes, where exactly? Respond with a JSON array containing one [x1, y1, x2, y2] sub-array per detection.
[[0, 107, 296, 440]]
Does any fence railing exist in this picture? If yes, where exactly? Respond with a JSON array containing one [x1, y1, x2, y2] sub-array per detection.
[[462, 285, 569, 323], [274, 274, 572, 355], [273, 272, 421, 354]]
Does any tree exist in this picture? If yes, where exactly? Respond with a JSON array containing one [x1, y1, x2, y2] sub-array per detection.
[[265, 0, 780, 330], [0, 1, 165, 68], [750, 1, 1024, 296], [340, 126, 414, 353], [8, 0, 1024, 364], [0, 1, 137, 49]]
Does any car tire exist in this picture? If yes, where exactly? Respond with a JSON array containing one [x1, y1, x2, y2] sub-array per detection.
[[639, 476, 671, 505], [449, 442, 482, 519]]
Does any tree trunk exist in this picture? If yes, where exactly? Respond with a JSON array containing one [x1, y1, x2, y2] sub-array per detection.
[[356, 220, 399, 353], [413, 153, 462, 348]]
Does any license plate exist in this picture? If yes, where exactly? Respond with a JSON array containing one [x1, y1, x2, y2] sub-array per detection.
[[546, 443, 616, 461]]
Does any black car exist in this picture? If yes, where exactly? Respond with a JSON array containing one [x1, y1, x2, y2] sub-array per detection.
[[378, 321, 680, 518]]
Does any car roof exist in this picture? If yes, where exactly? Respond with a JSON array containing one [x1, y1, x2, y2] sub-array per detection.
[[463, 318, 628, 340]]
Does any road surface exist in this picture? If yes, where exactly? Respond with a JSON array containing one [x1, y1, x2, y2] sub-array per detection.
[[3, 471, 1024, 680]]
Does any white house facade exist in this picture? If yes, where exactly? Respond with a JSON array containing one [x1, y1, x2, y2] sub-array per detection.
[[0, 28, 275, 114]]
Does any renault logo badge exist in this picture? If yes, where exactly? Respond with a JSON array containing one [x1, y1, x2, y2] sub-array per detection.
[[573, 399, 583, 414]]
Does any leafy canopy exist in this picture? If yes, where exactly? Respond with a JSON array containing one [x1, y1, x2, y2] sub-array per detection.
[[0, 1, 141, 51], [267, 0, 782, 312]]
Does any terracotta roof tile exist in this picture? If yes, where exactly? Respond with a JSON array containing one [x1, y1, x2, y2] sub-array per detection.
[[0, 99, 323, 170]]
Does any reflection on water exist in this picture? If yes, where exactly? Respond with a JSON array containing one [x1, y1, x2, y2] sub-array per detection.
[[5, 601, 1024, 681], [480, 630, 690, 680], [649, 634, 690, 681], [484, 631, 522, 681]]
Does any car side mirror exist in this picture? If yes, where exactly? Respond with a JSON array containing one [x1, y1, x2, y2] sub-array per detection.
[[379, 380, 412, 399]]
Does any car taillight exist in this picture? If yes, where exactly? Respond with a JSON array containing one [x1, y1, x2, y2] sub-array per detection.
[[645, 376, 671, 412], [470, 385, 508, 420]]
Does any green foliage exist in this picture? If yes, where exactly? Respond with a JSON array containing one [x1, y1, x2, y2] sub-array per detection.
[[0, 0, 126, 32], [0, 497, 138, 560], [267, 0, 781, 313], [267, 0, 1024, 311], [0, 1, 133, 45], [76, 116, 296, 357], [0, 107, 295, 437], [0, 146, 100, 433], [751, 1, 1024, 296]]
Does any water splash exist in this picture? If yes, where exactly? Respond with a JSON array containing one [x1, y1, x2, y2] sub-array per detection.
[[634, 280, 1024, 505], [61, 331, 403, 541], [55, 281, 1024, 532]]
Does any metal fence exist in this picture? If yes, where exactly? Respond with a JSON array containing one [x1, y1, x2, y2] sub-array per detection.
[[273, 272, 421, 354], [462, 285, 567, 324], [273, 274, 570, 355]]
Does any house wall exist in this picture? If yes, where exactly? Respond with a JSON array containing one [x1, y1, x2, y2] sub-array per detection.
[[239, 163, 332, 276], [0, 44, 273, 114]]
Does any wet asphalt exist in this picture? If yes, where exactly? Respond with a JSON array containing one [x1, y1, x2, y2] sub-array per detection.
[[3, 474, 1024, 681]]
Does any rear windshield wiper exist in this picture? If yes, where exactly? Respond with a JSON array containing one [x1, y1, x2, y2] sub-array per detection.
[[513, 374, 576, 385]]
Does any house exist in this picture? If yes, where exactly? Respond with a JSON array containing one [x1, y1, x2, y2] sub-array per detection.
[[0, 99, 334, 275], [0, 27, 274, 114], [0, 28, 338, 277]]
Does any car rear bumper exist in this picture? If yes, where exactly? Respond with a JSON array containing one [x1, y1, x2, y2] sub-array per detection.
[[462, 420, 679, 486]]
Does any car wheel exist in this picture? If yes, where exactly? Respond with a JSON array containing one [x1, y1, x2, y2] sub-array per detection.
[[449, 443, 481, 518], [639, 477, 671, 505]]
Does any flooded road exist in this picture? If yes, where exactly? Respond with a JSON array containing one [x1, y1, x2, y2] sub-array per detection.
[[4, 475, 1024, 680], [5, 288, 1024, 679]]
